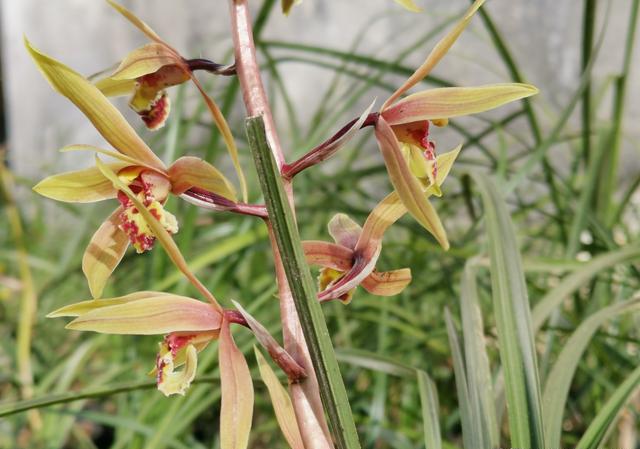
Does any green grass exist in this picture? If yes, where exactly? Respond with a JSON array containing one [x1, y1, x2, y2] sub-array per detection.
[[2, 1, 640, 448]]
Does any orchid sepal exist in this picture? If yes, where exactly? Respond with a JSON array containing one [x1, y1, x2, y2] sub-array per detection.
[[382, 83, 539, 125], [62, 295, 223, 335], [25, 38, 166, 170]]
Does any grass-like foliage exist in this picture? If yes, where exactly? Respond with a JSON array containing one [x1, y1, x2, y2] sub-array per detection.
[[1, 0, 639, 448]]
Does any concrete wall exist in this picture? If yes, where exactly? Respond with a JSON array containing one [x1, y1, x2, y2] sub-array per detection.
[[2, 0, 638, 179]]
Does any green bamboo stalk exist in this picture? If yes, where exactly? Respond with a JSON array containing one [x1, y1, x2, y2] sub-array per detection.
[[246, 116, 361, 449]]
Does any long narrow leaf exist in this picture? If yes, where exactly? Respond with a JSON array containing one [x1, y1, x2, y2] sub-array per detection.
[[543, 296, 640, 448], [532, 245, 640, 332], [470, 172, 545, 448], [444, 309, 478, 449], [576, 365, 640, 449], [459, 261, 500, 448], [416, 369, 441, 449]]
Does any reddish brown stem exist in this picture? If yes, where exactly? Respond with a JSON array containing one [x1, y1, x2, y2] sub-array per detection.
[[185, 58, 237, 75], [229, 1, 333, 446], [283, 112, 379, 180], [229, 0, 285, 170], [223, 309, 250, 327], [181, 188, 268, 217]]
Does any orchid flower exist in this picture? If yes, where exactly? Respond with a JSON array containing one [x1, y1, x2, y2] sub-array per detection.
[[48, 291, 222, 395], [94, 1, 232, 130], [27, 40, 236, 298], [95, 0, 248, 201], [303, 213, 412, 302], [308, 145, 461, 302], [374, 0, 538, 248]]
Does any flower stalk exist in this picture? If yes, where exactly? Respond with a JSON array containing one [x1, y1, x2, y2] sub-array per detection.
[[246, 116, 360, 449]]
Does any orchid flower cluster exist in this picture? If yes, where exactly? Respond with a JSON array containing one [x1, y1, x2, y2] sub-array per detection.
[[29, 0, 536, 446]]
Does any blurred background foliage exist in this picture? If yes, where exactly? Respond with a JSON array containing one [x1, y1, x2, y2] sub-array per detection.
[[1, 0, 639, 448]]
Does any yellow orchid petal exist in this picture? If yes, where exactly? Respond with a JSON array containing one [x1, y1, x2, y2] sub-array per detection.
[[189, 75, 248, 202], [382, 83, 539, 125], [33, 163, 127, 203], [254, 348, 305, 449], [47, 291, 173, 317], [429, 144, 462, 195], [375, 118, 448, 249], [95, 157, 222, 310], [61, 145, 153, 170], [382, 0, 485, 110], [302, 241, 354, 272], [110, 43, 180, 81], [95, 76, 136, 97], [66, 295, 222, 334], [401, 143, 431, 182], [327, 213, 362, 250], [25, 39, 165, 170], [355, 191, 408, 251], [361, 268, 412, 296], [157, 343, 198, 396], [219, 319, 254, 449], [168, 156, 237, 200], [393, 0, 422, 12], [82, 208, 130, 298]]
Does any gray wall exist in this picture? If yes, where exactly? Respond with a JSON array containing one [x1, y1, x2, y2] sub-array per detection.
[[3, 0, 639, 179]]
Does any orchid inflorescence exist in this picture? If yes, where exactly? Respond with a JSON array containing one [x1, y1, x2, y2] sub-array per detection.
[[29, 0, 537, 446]]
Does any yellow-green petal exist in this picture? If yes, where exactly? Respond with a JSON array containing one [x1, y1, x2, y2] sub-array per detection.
[[361, 268, 412, 296], [355, 191, 408, 252], [168, 156, 237, 200], [110, 43, 179, 81], [25, 38, 165, 170], [254, 348, 305, 449], [431, 144, 462, 194], [66, 296, 222, 334], [382, 83, 539, 125], [82, 208, 130, 298], [61, 145, 158, 172], [33, 163, 127, 203], [95, 157, 222, 310], [375, 118, 449, 249], [382, 0, 485, 110], [219, 319, 254, 449], [47, 291, 173, 317], [95, 76, 136, 97]]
